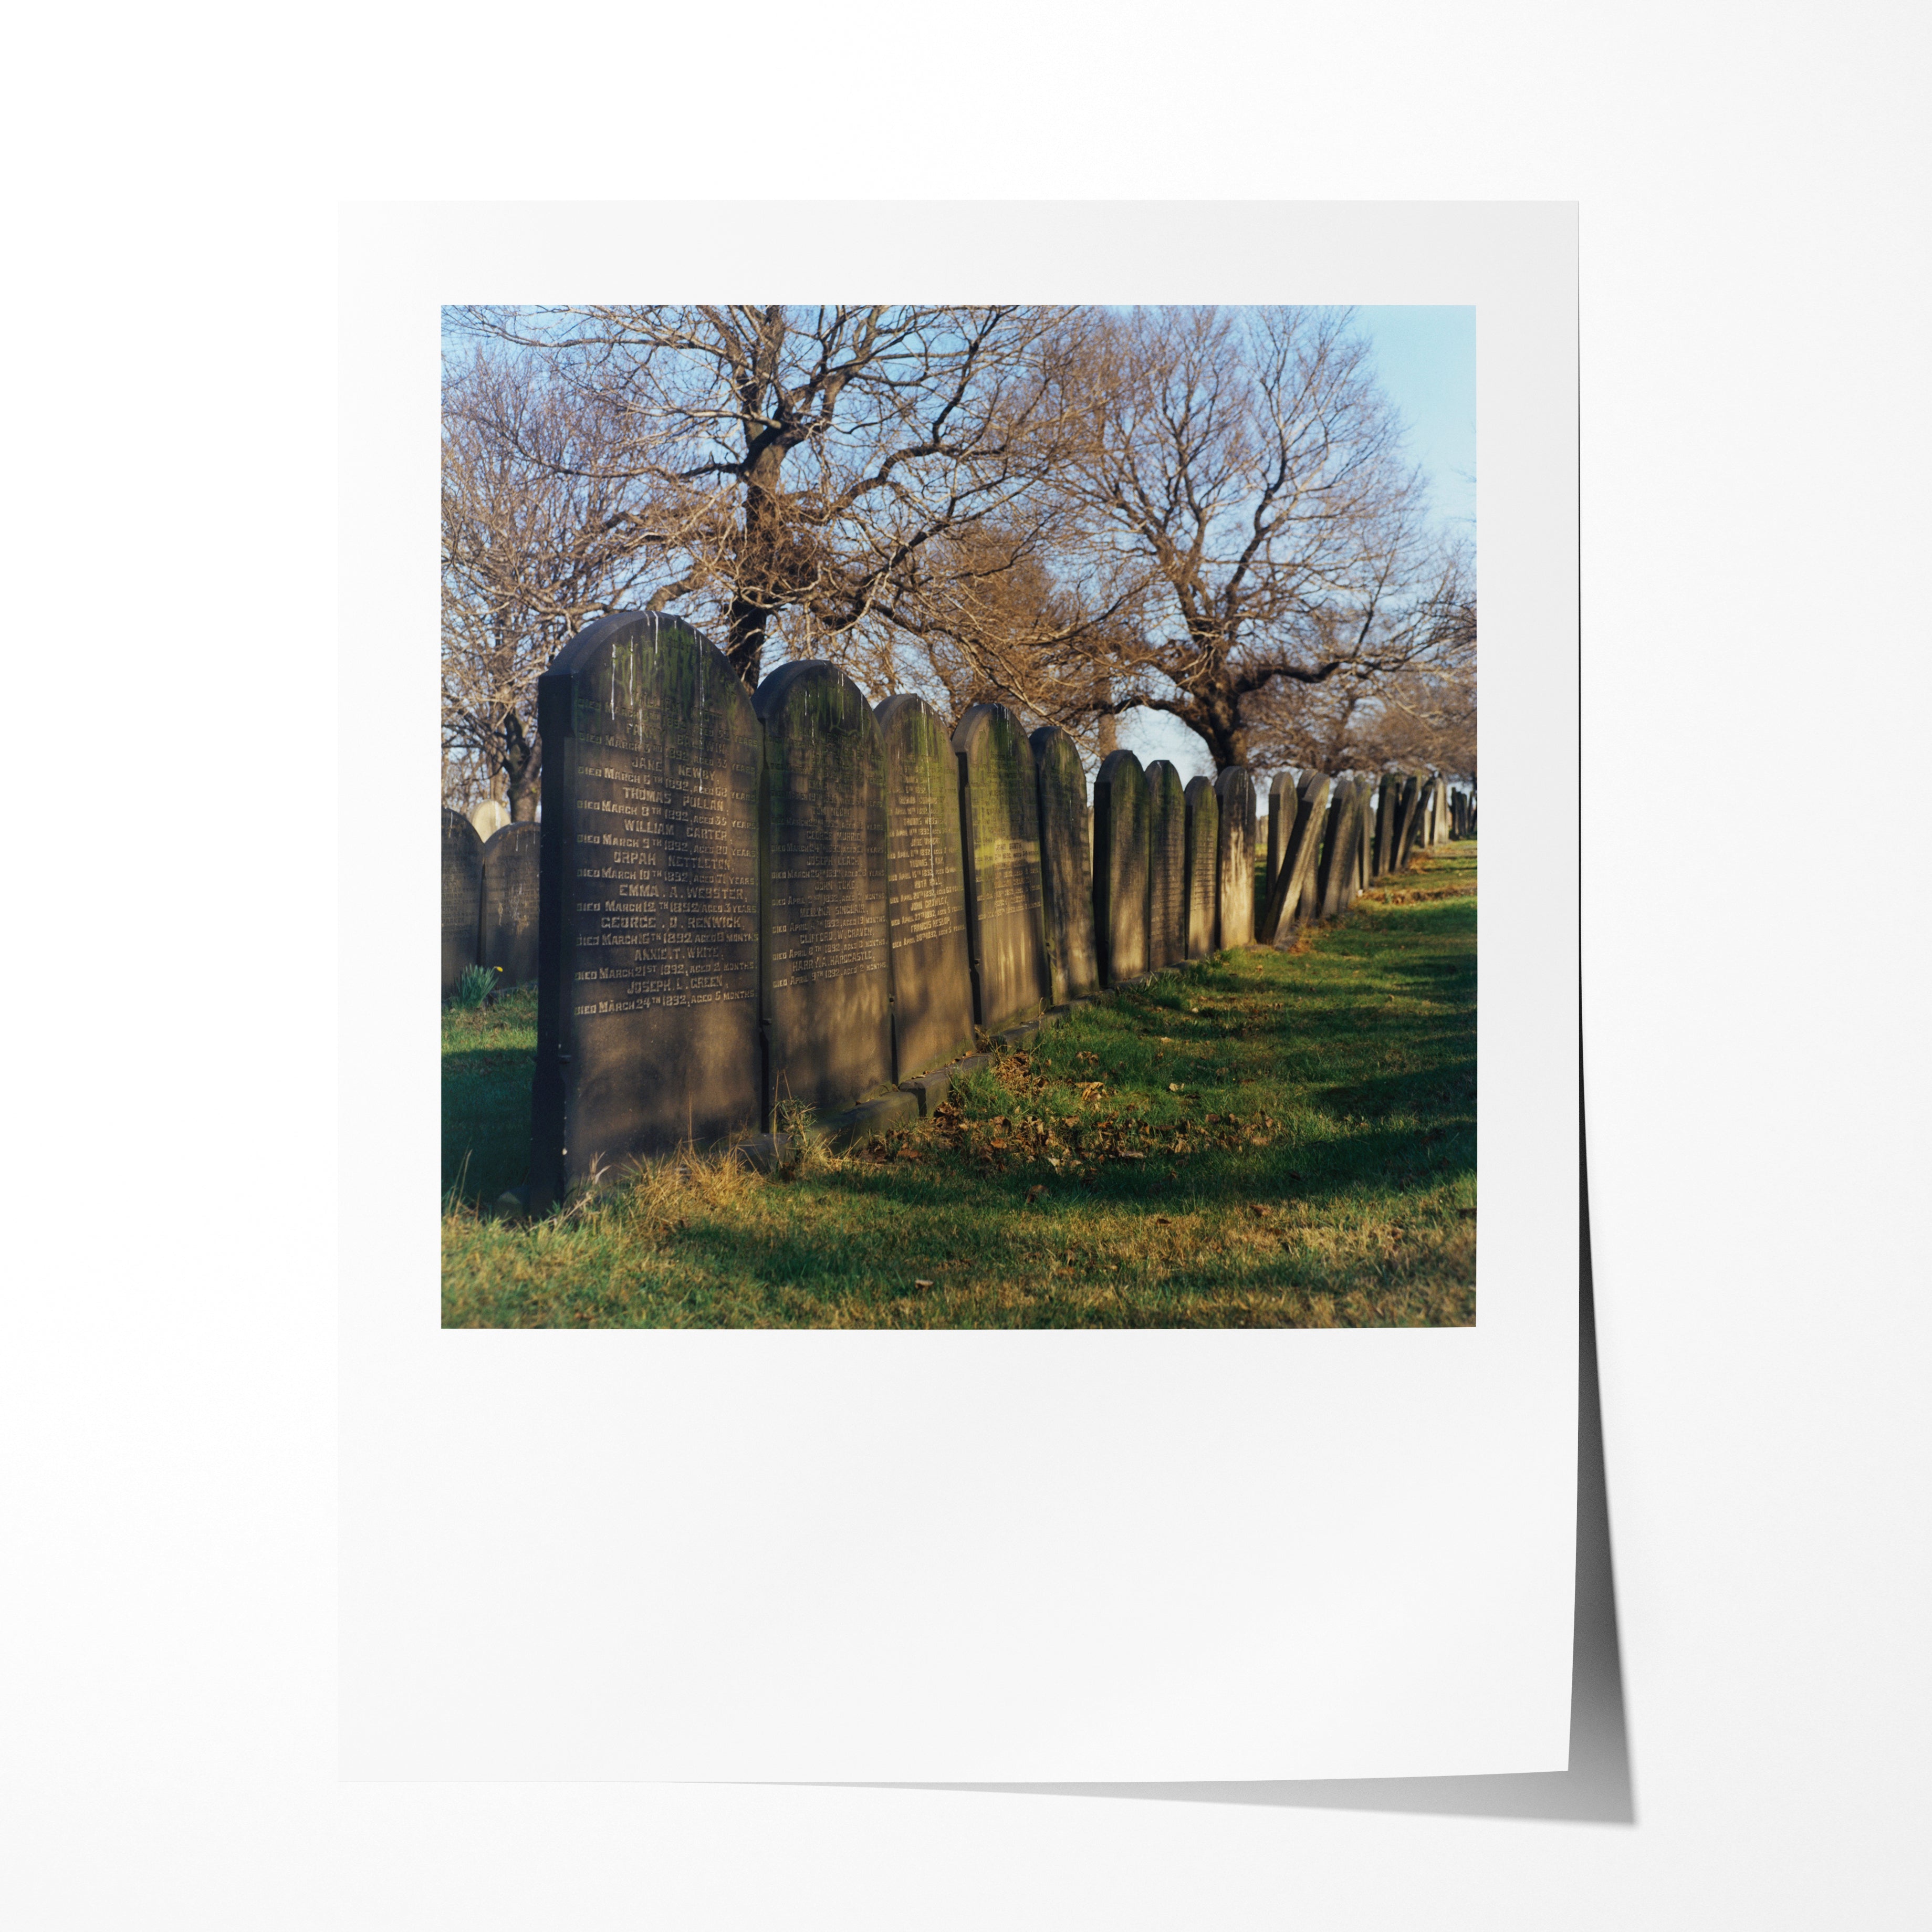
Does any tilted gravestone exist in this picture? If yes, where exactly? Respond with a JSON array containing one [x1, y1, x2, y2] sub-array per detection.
[[1373, 777, 1396, 877], [1352, 781, 1373, 898], [1029, 724, 1099, 1007], [1318, 777, 1366, 919], [1265, 771, 1299, 909], [1393, 773, 1423, 870], [1258, 771, 1331, 945], [1145, 758, 1187, 970], [1214, 767, 1257, 947], [1183, 776, 1219, 959], [756, 660, 895, 1123], [479, 822, 541, 985], [1092, 748, 1150, 985], [529, 612, 761, 1209], [878, 694, 976, 1082], [952, 703, 1051, 1033], [441, 808, 484, 996]]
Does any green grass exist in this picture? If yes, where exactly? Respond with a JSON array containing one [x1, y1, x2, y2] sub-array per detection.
[[442, 841, 1478, 1328]]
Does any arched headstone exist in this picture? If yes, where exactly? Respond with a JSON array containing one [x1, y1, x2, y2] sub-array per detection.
[[1092, 749, 1149, 985], [468, 798, 509, 840], [529, 612, 761, 1208], [756, 661, 894, 1121], [1265, 770, 1299, 908], [1145, 759, 1187, 970], [479, 822, 541, 985], [1393, 773, 1423, 870], [1183, 776, 1220, 958], [952, 704, 1051, 1033], [1029, 724, 1099, 1006], [1213, 767, 1257, 947], [441, 809, 484, 997], [876, 694, 975, 1082]]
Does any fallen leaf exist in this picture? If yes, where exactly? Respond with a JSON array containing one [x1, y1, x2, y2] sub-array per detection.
[[913, 1278, 935, 1289], [1250, 1204, 1270, 1218], [1167, 1082, 1182, 1093], [1155, 1215, 1173, 1225], [1026, 1184, 1045, 1203]]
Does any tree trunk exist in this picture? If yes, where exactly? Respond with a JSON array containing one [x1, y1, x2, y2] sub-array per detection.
[[504, 713, 541, 822]]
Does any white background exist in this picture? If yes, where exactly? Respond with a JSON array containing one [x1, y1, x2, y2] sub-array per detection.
[[340, 201, 1578, 1784], [6, 3, 1926, 1925]]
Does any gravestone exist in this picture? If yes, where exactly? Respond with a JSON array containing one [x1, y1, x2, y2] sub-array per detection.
[[1145, 759, 1187, 970], [1318, 778, 1366, 919], [1029, 724, 1100, 1006], [1214, 767, 1257, 947], [1183, 777, 1219, 958], [1258, 772, 1331, 945], [1351, 781, 1372, 899], [1092, 748, 1149, 985], [1393, 773, 1423, 870], [468, 798, 509, 840], [1373, 777, 1396, 878], [878, 694, 976, 1082], [1265, 772, 1298, 910], [441, 808, 484, 997], [479, 821, 541, 985], [529, 612, 761, 1210], [952, 703, 1050, 1033], [756, 660, 895, 1122]]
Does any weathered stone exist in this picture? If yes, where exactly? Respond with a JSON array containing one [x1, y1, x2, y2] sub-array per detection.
[[953, 703, 1051, 1034], [1092, 749, 1150, 985], [479, 821, 541, 985], [1214, 768, 1257, 947], [1183, 776, 1219, 958], [1393, 773, 1423, 870], [876, 694, 976, 1083], [441, 808, 484, 997], [1265, 772, 1298, 910], [468, 798, 509, 840], [1259, 771, 1331, 945], [898, 1068, 954, 1116], [1318, 777, 1366, 919], [1029, 724, 1099, 1006], [1145, 759, 1187, 970], [823, 1088, 920, 1147], [756, 660, 895, 1124], [1373, 777, 1396, 878], [529, 612, 760, 1210]]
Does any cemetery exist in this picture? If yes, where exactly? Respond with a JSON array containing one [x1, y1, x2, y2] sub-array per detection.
[[441, 609, 1476, 1328]]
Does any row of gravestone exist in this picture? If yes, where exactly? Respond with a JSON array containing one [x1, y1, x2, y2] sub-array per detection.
[[442, 816, 541, 993]]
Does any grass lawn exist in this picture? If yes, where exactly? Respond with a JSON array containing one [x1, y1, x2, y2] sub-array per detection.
[[442, 841, 1477, 1328]]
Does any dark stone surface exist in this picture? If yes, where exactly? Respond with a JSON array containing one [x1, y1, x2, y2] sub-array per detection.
[[1349, 780, 1372, 901], [1266, 771, 1299, 909], [441, 809, 483, 996], [876, 694, 977, 1082], [479, 822, 541, 985], [1215, 767, 1257, 946], [953, 704, 1051, 1033], [1373, 777, 1396, 877], [1092, 749, 1149, 985], [1183, 776, 1219, 959], [1030, 724, 1099, 1006], [1393, 773, 1423, 870], [529, 612, 761, 1208], [1259, 772, 1331, 945], [1318, 778, 1365, 918], [1145, 759, 1187, 970], [756, 660, 895, 1123]]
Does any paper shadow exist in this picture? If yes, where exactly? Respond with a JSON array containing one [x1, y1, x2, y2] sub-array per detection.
[[873, 1085, 1634, 1825]]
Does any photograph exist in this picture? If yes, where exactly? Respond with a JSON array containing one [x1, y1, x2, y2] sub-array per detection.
[[439, 300, 1479, 1329]]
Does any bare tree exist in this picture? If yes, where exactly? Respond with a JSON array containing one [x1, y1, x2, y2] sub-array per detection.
[[451, 305, 1093, 695], [1056, 306, 1472, 771], [441, 346, 663, 818]]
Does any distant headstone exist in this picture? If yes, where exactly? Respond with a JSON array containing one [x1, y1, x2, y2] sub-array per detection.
[[529, 612, 761, 1209], [1393, 774, 1423, 869], [756, 660, 895, 1122], [1373, 778, 1396, 877], [1092, 749, 1149, 985], [1258, 772, 1330, 945], [1145, 759, 1187, 970], [1214, 768, 1257, 946], [1183, 777, 1219, 959], [468, 798, 510, 840], [953, 703, 1050, 1033], [441, 809, 484, 997], [878, 694, 976, 1082], [1350, 781, 1372, 900], [479, 822, 541, 985], [1029, 725, 1100, 1006]]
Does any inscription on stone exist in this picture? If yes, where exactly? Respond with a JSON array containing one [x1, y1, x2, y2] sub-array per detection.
[[1030, 724, 1099, 1006], [441, 808, 483, 997], [1146, 759, 1186, 969], [479, 821, 540, 985], [1214, 767, 1257, 947], [529, 612, 761, 1209], [876, 693, 975, 1081], [1183, 776, 1219, 958], [1092, 749, 1149, 984], [757, 661, 894, 1121], [953, 704, 1050, 1032]]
